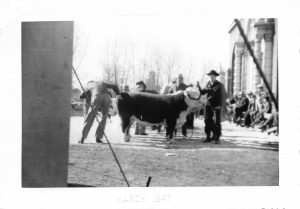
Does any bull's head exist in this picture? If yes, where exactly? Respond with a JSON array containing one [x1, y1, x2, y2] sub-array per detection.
[[184, 87, 201, 101], [108, 98, 118, 116], [184, 87, 203, 110]]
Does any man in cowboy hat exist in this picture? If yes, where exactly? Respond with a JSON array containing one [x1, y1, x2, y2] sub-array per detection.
[[198, 70, 227, 144]]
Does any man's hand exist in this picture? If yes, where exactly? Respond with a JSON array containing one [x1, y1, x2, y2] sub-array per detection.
[[197, 82, 201, 92]]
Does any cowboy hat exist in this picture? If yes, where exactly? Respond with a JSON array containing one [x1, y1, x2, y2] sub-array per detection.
[[206, 70, 220, 76], [136, 81, 146, 87]]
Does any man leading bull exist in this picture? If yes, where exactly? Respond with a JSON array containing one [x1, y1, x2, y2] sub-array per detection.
[[198, 70, 227, 144], [78, 81, 120, 144]]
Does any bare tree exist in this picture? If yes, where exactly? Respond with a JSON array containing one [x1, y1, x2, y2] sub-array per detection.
[[73, 23, 89, 71], [131, 43, 135, 84], [99, 41, 113, 82], [186, 56, 195, 84], [120, 42, 128, 90], [71, 23, 90, 89], [164, 48, 181, 83], [150, 45, 164, 87], [99, 39, 121, 84], [112, 40, 120, 84], [140, 54, 148, 81]]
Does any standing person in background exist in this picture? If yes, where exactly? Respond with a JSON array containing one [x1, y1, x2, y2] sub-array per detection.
[[168, 74, 189, 137], [161, 78, 176, 95], [123, 85, 130, 93], [199, 70, 227, 144], [135, 81, 148, 135], [78, 81, 120, 144], [168, 74, 187, 93]]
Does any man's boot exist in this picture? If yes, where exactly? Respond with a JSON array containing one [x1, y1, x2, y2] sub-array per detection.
[[96, 138, 103, 143], [212, 125, 221, 144], [212, 135, 220, 144], [202, 133, 212, 143]]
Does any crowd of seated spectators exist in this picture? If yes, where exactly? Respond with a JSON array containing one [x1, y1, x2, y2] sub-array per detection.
[[224, 84, 278, 135]]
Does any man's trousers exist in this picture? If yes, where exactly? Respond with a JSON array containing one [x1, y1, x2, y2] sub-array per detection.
[[81, 93, 111, 140], [204, 102, 221, 139]]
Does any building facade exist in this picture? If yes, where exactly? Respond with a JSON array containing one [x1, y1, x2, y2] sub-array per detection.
[[226, 18, 278, 98]]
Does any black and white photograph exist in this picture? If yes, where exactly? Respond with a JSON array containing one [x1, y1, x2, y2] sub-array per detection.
[[65, 17, 279, 187], [1, 0, 300, 208]]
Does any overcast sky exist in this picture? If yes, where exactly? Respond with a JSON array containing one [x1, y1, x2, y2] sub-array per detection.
[[72, 15, 232, 86], [1, 0, 233, 87]]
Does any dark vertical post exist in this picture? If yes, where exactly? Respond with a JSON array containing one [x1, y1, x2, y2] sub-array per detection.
[[22, 21, 73, 187]]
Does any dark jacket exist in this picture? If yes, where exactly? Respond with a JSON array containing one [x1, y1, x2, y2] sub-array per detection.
[[236, 96, 249, 112], [168, 83, 188, 94], [247, 100, 257, 112], [200, 80, 227, 107]]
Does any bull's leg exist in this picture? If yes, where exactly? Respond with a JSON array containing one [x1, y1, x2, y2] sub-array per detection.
[[165, 120, 176, 149], [124, 117, 135, 142], [166, 120, 176, 142], [121, 116, 131, 142], [124, 125, 131, 142], [166, 126, 170, 140], [157, 125, 161, 133]]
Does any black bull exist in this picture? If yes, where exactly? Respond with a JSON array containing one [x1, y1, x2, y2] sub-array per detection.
[[114, 90, 202, 142]]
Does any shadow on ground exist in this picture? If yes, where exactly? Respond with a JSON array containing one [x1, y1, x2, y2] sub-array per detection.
[[70, 116, 278, 151], [109, 127, 278, 151], [69, 117, 279, 187]]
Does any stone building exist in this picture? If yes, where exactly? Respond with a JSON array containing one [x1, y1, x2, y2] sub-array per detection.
[[226, 18, 278, 98]]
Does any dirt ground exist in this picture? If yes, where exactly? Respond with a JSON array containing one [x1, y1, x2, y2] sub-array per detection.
[[68, 113, 279, 187]]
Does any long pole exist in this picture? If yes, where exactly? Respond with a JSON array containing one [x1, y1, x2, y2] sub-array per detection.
[[72, 66, 130, 187]]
